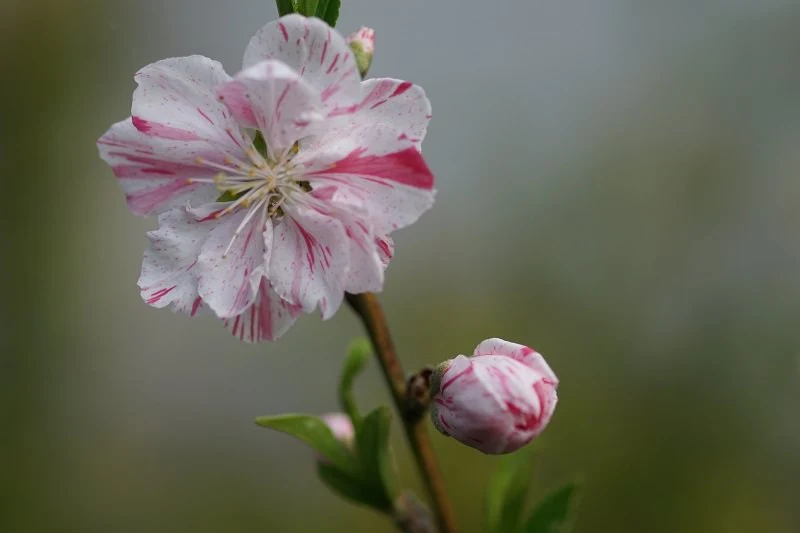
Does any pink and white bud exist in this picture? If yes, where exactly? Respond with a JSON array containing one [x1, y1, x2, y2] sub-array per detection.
[[321, 412, 355, 446], [429, 339, 558, 455], [346, 26, 375, 54], [316, 412, 355, 464], [346, 26, 375, 77]]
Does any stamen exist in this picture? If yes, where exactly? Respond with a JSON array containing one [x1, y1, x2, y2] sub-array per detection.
[[222, 196, 269, 258], [190, 133, 311, 229]]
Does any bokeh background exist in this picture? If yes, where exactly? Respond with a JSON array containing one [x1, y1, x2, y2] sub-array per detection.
[[3, 1, 800, 531]]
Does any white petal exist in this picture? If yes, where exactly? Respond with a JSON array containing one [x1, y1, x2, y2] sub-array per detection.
[[131, 56, 243, 149], [196, 207, 270, 318], [98, 120, 222, 216], [473, 338, 558, 384], [308, 185, 388, 294], [138, 206, 208, 315], [326, 78, 431, 147], [243, 15, 360, 109], [98, 56, 252, 216], [217, 60, 323, 155], [223, 279, 301, 342], [268, 205, 349, 319], [296, 120, 435, 235]]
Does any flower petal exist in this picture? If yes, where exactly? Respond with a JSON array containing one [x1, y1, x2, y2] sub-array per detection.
[[223, 279, 301, 342], [98, 56, 252, 216], [307, 185, 389, 294], [298, 125, 435, 234], [473, 338, 558, 385], [98, 120, 222, 215], [243, 15, 360, 109], [268, 205, 349, 319], [217, 59, 323, 155], [131, 56, 243, 148], [375, 235, 394, 267], [327, 78, 432, 147], [196, 206, 270, 318], [138, 206, 207, 315]]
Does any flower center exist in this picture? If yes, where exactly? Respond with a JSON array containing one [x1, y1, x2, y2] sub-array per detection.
[[190, 131, 310, 256]]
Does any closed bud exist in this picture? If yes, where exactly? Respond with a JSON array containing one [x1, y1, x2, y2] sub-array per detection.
[[318, 412, 355, 463], [346, 26, 375, 77], [429, 338, 558, 454]]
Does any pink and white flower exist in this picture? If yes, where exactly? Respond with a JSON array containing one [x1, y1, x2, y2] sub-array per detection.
[[430, 339, 559, 455], [97, 15, 434, 342]]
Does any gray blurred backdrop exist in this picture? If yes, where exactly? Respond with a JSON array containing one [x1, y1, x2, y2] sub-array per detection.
[[2, 1, 800, 532]]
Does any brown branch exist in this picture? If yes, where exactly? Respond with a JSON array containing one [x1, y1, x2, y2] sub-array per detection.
[[346, 292, 458, 533]]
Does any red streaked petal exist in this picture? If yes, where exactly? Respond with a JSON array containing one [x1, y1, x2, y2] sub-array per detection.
[[223, 279, 301, 342], [243, 15, 360, 110], [196, 210, 270, 319], [217, 60, 322, 154], [268, 205, 349, 319], [138, 206, 212, 314], [473, 338, 558, 385]]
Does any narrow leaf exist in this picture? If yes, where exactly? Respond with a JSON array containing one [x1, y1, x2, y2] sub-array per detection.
[[523, 482, 582, 533], [316, 462, 392, 511], [356, 406, 397, 506], [315, 0, 331, 20], [484, 446, 537, 533], [293, 0, 319, 16], [255, 414, 361, 477], [318, 0, 340, 27], [275, 0, 294, 16], [338, 338, 371, 424]]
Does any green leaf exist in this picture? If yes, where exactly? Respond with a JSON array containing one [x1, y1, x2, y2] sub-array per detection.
[[292, 0, 319, 16], [318, 0, 340, 27], [316, 462, 392, 510], [255, 414, 361, 478], [338, 338, 371, 424], [315, 0, 331, 20], [522, 481, 582, 533], [355, 406, 397, 507], [484, 446, 537, 533], [275, 0, 294, 16]]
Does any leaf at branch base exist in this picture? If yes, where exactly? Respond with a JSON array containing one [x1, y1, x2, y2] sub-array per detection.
[[484, 446, 537, 533], [316, 462, 392, 511], [339, 338, 371, 422], [275, 0, 294, 16], [356, 406, 398, 507], [255, 414, 361, 478], [292, 0, 319, 16], [317, 0, 340, 27], [522, 481, 582, 533]]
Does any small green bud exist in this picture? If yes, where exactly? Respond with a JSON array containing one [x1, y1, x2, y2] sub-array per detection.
[[346, 27, 375, 77]]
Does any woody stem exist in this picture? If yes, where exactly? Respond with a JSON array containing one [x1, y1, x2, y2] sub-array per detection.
[[346, 292, 458, 533]]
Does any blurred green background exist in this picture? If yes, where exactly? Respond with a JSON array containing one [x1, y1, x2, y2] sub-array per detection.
[[2, 1, 799, 532]]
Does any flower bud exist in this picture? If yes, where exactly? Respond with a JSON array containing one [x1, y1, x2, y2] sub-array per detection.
[[429, 339, 558, 454], [317, 412, 355, 463], [321, 412, 355, 445], [346, 27, 375, 77]]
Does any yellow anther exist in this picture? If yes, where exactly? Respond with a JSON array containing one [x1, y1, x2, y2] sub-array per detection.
[[213, 173, 225, 184], [195, 156, 204, 164]]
